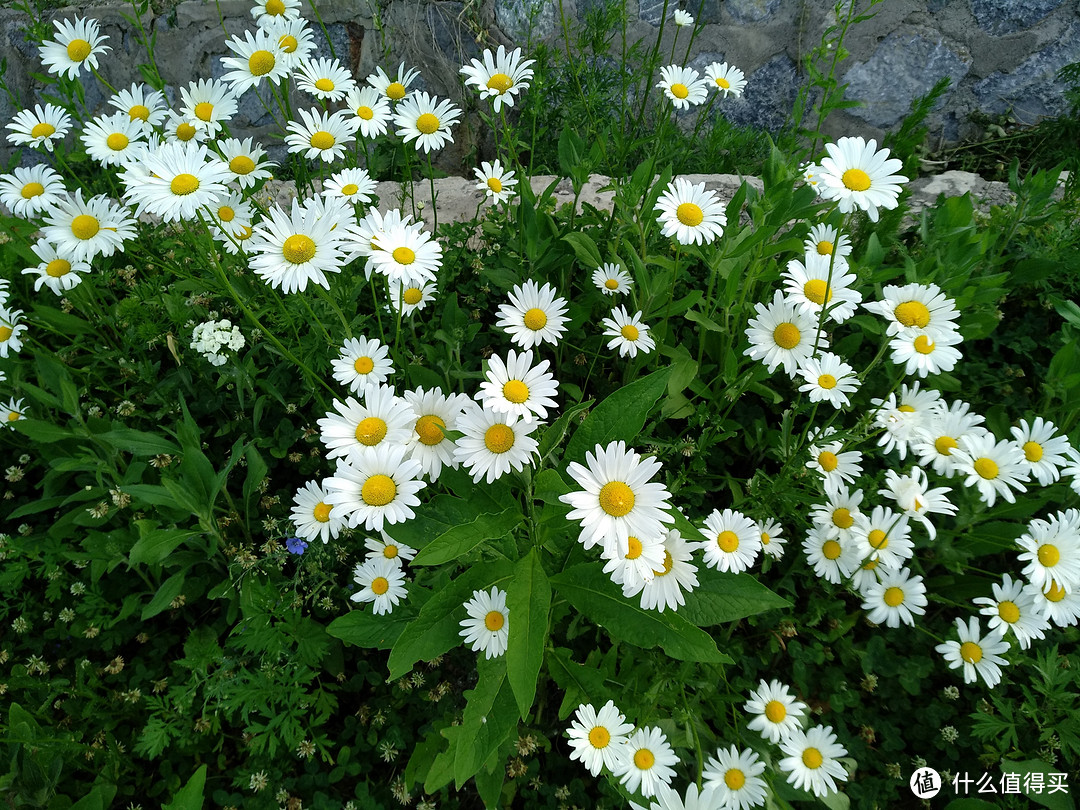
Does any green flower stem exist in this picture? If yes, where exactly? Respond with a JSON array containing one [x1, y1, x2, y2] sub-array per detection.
[[90, 65, 116, 95], [425, 152, 439, 235], [681, 684, 704, 788], [313, 285, 352, 339], [297, 291, 332, 345], [369, 275, 386, 345]]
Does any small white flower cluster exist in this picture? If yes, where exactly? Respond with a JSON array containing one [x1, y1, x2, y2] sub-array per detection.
[[190, 319, 245, 366]]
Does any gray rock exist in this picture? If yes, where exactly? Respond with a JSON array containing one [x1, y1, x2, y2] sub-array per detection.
[[494, 0, 557, 41], [725, 0, 781, 24], [309, 21, 351, 65], [428, 2, 481, 67], [974, 23, 1080, 122], [970, 0, 1065, 35], [843, 32, 969, 129], [718, 54, 800, 133], [638, 0, 667, 25]]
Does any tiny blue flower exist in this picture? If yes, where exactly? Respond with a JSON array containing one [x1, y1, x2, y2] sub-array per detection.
[[285, 536, 308, 555]]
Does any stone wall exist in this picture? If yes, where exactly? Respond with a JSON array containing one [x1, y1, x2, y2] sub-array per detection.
[[2, 0, 1079, 169]]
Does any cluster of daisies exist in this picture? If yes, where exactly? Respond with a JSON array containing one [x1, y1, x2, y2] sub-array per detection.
[[0, 282, 27, 427], [566, 682, 849, 807]]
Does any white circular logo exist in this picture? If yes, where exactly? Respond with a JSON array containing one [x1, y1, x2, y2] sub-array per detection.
[[910, 767, 942, 798]]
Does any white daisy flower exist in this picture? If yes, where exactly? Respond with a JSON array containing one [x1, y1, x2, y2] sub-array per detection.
[[817, 136, 908, 221], [331, 336, 394, 395], [0, 165, 66, 219], [935, 616, 1011, 687], [601, 532, 667, 593], [495, 280, 569, 349], [1010, 416, 1073, 486], [474, 159, 518, 203], [803, 525, 859, 584], [0, 309, 28, 358], [389, 281, 436, 315], [290, 479, 346, 544], [476, 349, 559, 423], [5, 103, 72, 152], [351, 556, 407, 615], [285, 107, 359, 162], [654, 177, 727, 245], [744, 679, 807, 744], [973, 573, 1049, 650], [21, 239, 91, 296], [161, 111, 207, 145], [673, 9, 695, 26], [851, 505, 913, 570], [369, 221, 443, 288], [1016, 510, 1080, 592], [324, 167, 377, 205], [704, 61, 746, 97], [453, 404, 539, 484], [567, 700, 635, 777], [911, 398, 988, 477], [637, 529, 699, 611], [318, 386, 414, 465], [208, 193, 254, 244], [703, 745, 767, 810], [602, 306, 656, 358], [778, 726, 850, 797], [250, 0, 301, 23], [631, 784, 718, 810], [756, 518, 786, 560], [612, 726, 678, 798], [323, 444, 426, 532], [861, 568, 927, 628], [460, 45, 535, 112], [394, 91, 462, 153], [294, 56, 357, 102], [951, 433, 1029, 508], [806, 430, 863, 489], [656, 64, 709, 109], [850, 556, 888, 594], [403, 387, 470, 480], [871, 381, 944, 460], [108, 82, 167, 130], [121, 141, 233, 223], [879, 466, 956, 540], [797, 352, 860, 408], [179, 79, 238, 136], [343, 206, 413, 271], [39, 17, 111, 80], [560, 440, 675, 554], [41, 190, 137, 263], [810, 483, 863, 540], [593, 263, 633, 296], [345, 85, 393, 138], [801, 162, 825, 196], [260, 16, 316, 68], [248, 198, 346, 293], [459, 586, 509, 659], [744, 290, 827, 376], [781, 252, 862, 324], [81, 111, 146, 167], [0, 397, 27, 427], [1028, 579, 1080, 628], [364, 534, 417, 566], [804, 223, 851, 259], [889, 327, 963, 378], [367, 62, 421, 102], [698, 508, 761, 573], [219, 28, 289, 94], [214, 137, 276, 189], [863, 281, 960, 339]]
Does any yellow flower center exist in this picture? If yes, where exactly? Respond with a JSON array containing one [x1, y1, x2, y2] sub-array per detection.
[[998, 600, 1020, 623], [31, 122, 56, 139], [620, 324, 640, 341], [279, 34, 298, 52], [357, 105, 374, 120], [676, 202, 703, 226], [717, 530, 739, 553], [265, 0, 286, 14], [832, 507, 853, 529], [598, 481, 635, 517], [46, 259, 71, 278], [653, 550, 674, 576], [625, 536, 643, 560], [773, 323, 801, 349], [1044, 582, 1066, 602], [67, 38, 92, 62], [960, 641, 983, 663], [802, 748, 824, 769], [393, 246, 416, 265], [237, 225, 253, 240], [353, 356, 375, 374], [818, 451, 838, 472], [883, 586, 904, 607], [216, 206, 235, 222], [0, 326, 14, 341], [862, 557, 880, 571], [248, 50, 276, 76], [106, 133, 129, 151], [604, 278, 619, 290], [588, 726, 610, 748], [310, 130, 336, 150], [282, 234, 316, 264], [898, 404, 916, 413], [912, 334, 935, 355], [868, 529, 888, 549], [725, 768, 746, 789], [822, 539, 842, 560], [1023, 441, 1044, 462], [484, 424, 515, 454], [816, 239, 834, 256], [383, 544, 398, 558], [415, 414, 446, 446], [670, 82, 689, 99], [129, 104, 150, 121], [502, 380, 530, 404], [361, 473, 397, 506], [817, 374, 837, 390], [803, 279, 832, 305], [934, 435, 957, 455], [841, 168, 871, 191], [1038, 544, 1060, 567], [403, 287, 423, 305], [7, 411, 20, 422], [484, 610, 505, 631], [315, 78, 335, 92], [229, 155, 256, 175], [973, 457, 999, 480], [355, 416, 388, 446], [761, 532, 771, 545], [386, 81, 406, 99], [194, 102, 214, 122], [523, 308, 547, 330], [340, 183, 359, 196], [170, 173, 200, 195], [71, 214, 100, 240], [633, 749, 655, 770], [371, 576, 389, 595], [486, 73, 513, 93], [894, 300, 930, 328], [716, 77, 730, 89], [764, 699, 787, 722], [313, 501, 331, 522], [416, 113, 440, 134], [21, 182, 44, 199], [487, 177, 503, 193]]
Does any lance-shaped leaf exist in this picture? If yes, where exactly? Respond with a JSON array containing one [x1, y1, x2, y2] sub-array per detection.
[[505, 548, 551, 719]]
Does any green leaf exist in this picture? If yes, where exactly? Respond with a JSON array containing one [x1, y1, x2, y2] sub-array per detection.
[[129, 520, 200, 565], [1001, 760, 1075, 810], [69, 786, 117, 810], [505, 549, 551, 719], [30, 304, 95, 335], [327, 605, 416, 650], [410, 503, 523, 566], [684, 308, 725, 333], [162, 764, 206, 810], [537, 400, 593, 462], [142, 572, 185, 620], [550, 563, 731, 663], [534, 468, 572, 504], [97, 429, 180, 456], [10, 420, 76, 443], [680, 571, 790, 625], [565, 366, 673, 462], [562, 231, 603, 268], [547, 647, 611, 720], [454, 656, 518, 788]]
